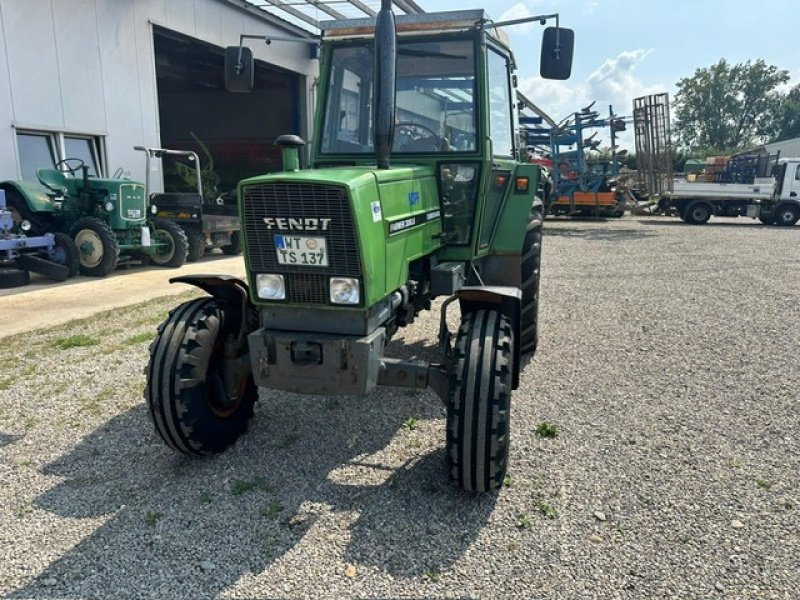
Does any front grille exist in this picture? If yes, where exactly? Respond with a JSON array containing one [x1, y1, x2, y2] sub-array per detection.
[[242, 182, 361, 304]]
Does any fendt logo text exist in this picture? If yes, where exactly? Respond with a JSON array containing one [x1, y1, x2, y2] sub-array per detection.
[[262, 217, 332, 231]]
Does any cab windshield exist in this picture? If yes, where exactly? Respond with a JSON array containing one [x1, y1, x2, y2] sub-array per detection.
[[320, 39, 476, 155]]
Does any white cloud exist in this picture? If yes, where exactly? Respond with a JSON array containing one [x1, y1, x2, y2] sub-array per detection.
[[519, 48, 662, 150]]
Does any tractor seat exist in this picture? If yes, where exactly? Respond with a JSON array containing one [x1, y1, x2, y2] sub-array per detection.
[[36, 168, 69, 195]]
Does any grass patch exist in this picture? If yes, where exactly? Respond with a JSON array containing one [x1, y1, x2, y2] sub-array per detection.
[[53, 335, 99, 350], [13, 503, 34, 518], [536, 500, 558, 519], [231, 476, 272, 495], [0, 377, 14, 391], [423, 567, 441, 582], [404, 416, 419, 431], [123, 332, 153, 346], [144, 510, 163, 527], [260, 501, 284, 520], [199, 492, 213, 504], [515, 513, 532, 529], [535, 421, 559, 439], [755, 479, 772, 490], [503, 474, 513, 488]]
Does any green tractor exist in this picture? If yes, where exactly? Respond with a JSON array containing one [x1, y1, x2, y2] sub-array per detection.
[[0, 158, 187, 276], [145, 4, 573, 492]]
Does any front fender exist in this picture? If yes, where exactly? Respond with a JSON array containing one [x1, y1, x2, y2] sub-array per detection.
[[0, 180, 57, 213]]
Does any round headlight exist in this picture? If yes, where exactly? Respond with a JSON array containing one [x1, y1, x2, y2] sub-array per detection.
[[330, 277, 360, 305], [20, 220, 32, 232], [150, 204, 158, 215], [256, 274, 285, 300], [104, 201, 114, 212]]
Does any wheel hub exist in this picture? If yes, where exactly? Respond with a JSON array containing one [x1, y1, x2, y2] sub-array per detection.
[[152, 229, 175, 263], [75, 230, 103, 267]]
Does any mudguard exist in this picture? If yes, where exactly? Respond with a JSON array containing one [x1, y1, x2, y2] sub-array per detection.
[[0, 180, 57, 213], [170, 275, 258, 348], [456, 285, 522, 389]]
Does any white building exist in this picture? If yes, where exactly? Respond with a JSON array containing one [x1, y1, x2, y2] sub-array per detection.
[[765, 136, 800, 159], [0, 0, 319, 192]]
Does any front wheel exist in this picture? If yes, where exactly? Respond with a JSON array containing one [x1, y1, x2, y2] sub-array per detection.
[[520, 206, 542, 354], [684, 201, 712, 225], [145, 298, 257, 455], [71, 217, 120, 277], [773, 204, 800, 227], [445, 309, 514, 493], [149, 219, 188, 268]]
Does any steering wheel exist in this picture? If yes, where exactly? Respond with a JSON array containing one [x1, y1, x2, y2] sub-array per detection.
[[55, 157, 86, 175], [395, 122, 441, 152]]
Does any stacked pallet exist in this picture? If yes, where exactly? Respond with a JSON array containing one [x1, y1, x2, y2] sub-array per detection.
[[704, 156, 729, 182]]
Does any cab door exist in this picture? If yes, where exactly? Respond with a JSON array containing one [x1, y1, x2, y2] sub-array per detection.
[[788, 162, 800, 201]]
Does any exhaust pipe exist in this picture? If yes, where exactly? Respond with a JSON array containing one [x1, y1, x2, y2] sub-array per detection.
[[373, 0, 396, 170]]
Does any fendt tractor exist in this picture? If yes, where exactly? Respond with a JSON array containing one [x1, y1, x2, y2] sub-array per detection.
[[145, 4, 574, 492]]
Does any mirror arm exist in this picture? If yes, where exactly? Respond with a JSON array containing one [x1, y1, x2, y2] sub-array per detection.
[[235, 33, 319, 73]]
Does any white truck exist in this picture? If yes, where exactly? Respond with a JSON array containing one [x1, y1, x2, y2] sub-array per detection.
[[665, 157, 800, 226]]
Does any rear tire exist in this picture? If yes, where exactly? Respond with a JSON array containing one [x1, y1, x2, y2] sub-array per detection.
[[773, 204, 800, 227], [520, 206, 543, 355], [51, 232, 80, 278], [71, 217, 120, 277], [149, 219, 188, 268], [0, 267, 30, 289], [684, 201, 712, 225], [186, 227, 206, 262], [221, 231, 242, 255], [15, 253, 69, 282], [446, 309, 514, 493], [145, 298, 257, 455]]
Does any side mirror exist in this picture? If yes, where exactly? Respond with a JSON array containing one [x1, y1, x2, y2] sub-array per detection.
[[540, 27, 574, 80], [225, 46, 254, 93]]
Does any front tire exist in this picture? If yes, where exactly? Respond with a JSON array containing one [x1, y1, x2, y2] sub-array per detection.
[[145, 298, 257, 455], [71, 217, 120, 277], [149, 219, 188, 268], [52, 232, 80, 278], [773, 204, 799, 227], [221, 231, 242, 255], [520, 206, 543, 354], [186, 227, 206, 262], [446, 310, 514, 493]]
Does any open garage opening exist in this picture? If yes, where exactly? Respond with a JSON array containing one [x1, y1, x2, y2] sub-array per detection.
[[153, 26, 303, 199]]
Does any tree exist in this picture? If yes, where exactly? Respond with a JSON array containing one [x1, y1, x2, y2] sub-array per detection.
[[673, 59, 789, 152], [772, 84, 800, 142]]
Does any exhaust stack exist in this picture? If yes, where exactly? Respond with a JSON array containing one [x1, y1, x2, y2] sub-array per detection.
[[373, 0, 396, 170]]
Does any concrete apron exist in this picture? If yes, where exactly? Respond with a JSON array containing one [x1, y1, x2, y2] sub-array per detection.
[[0, 256, 246, 340]]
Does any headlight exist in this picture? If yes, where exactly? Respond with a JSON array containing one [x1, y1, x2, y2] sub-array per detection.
[[256, 274, 285, 300], [20, 220, 31, 232], [330, 277, 360, 305], [104, 201, 114, 212], [150, 204, 158, 215]]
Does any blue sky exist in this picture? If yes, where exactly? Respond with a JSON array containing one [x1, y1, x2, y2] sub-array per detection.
[[424, 0, 800, 149]]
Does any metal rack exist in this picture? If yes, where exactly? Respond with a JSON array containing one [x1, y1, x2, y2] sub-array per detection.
[[633, 93, 673, 196]]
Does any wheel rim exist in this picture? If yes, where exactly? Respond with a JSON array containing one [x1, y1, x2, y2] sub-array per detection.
[[75, 229, 103, 268], [779, 209, 794, 224], [52, 243, 68, 265], [151, 229, 175, 264], [693, 208, 707, 221]]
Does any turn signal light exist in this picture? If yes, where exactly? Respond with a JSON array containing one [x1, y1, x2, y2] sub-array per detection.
[[515, 177, 530, 192]]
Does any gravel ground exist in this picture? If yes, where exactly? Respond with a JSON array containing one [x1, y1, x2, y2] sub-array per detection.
[[1, 216, 798, 599]]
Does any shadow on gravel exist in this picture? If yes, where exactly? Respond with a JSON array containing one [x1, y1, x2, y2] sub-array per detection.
[[544, 225, 657, 241], [633, 219, 783, 229], [12, 389, 495, 597]]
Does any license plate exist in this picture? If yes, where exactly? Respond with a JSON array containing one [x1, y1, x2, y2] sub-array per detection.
[[275, 235, 328, 267]]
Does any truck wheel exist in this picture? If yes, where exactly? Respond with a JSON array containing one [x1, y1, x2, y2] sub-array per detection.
[[71, 217, 120, 277], [52, 232, 80, 278], [773, 205, 799, 227], [221, 231, 242, 256], [684, 202, 712, 225], [15, 253, 70, 282], [186, 228, 206, 262], [520, 207, 542, 354], [0, 267, 30, 289], [149, 219, 188, 268], [758, 214, 774, 225], [145, 298, 257, 455], [445, 309, 514, 493]]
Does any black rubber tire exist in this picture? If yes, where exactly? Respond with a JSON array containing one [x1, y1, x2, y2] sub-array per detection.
[[51, 232, 80, 278], [520, 206, 543, 355], [446, 309, 514, 493], [145, 298, 257, 455], [758, 214, 774, 225], [1, 186, 50, 235], [221, 231, 242, 255], [149, 219, 188, 268], [0, 267, 30, 289], [773, 204, 800, 227], [186, 227, 206, 262], [684, 201, 712, 225], [70, 217, 120, 277], [15, 253, 69, 282]]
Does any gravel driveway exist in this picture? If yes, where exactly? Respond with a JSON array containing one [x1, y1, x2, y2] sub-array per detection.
[[1, 216, 798, 599]]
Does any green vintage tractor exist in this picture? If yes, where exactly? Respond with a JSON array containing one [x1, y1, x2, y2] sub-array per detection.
[[0, 159, 187, 276], [145, 4, 574, 492]]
